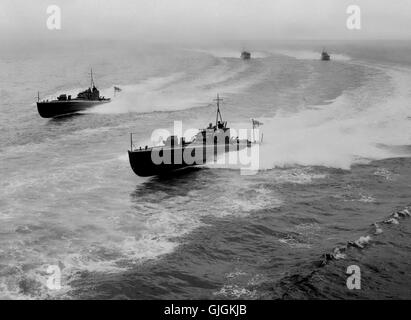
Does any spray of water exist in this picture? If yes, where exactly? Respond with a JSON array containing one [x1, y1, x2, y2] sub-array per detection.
[[255, 67, 411, 170]]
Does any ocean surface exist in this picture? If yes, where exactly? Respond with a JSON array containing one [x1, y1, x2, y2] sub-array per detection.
[[1, 40, 411, 299]]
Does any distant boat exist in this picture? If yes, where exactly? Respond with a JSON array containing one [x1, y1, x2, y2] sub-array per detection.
[[241, 51, 251, 60], [36, 69, 111, 118], [321, 49, 331, 61]]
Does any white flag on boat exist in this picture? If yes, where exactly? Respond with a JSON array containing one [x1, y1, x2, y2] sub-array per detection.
[[251, 118, 264, 143], [252, 118, 263, 127]]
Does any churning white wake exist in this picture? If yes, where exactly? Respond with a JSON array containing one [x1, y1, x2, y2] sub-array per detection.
[[273, 49, 351, 62], [209, 63, 411, 172], [90, 54, 266, 115], [255, 66, 411, 170]]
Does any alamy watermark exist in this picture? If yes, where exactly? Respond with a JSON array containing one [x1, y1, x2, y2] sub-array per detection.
[[139, 121, 261, 175], [46, 5, 61, 30], [346, 265, 361, 290], [46, 264, 61, 290], [346, 5, 361, 30]]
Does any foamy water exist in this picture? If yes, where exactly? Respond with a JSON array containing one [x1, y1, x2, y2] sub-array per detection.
[[273, 49, 351, 61], [1, 43, 411, 299]]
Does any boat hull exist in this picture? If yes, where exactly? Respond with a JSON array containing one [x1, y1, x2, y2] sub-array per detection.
[[37, 100, 110, 118], [128, 141, 251, 177], [321, 53, 331, 61]]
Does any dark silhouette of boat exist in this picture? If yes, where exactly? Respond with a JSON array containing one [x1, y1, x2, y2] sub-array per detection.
[[321, 49, 331, 61], [37, 69, 110, 118], [128, 95, 252, 177], [241, 51, 251, 60]]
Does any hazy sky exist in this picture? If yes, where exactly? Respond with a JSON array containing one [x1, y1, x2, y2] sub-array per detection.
[[1, 0, 411, 43]]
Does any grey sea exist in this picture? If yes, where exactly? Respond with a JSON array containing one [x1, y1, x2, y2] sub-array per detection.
[[1, 40, 411, 299]]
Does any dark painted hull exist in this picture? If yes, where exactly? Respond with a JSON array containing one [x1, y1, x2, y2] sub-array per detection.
[[37, 100, 110, 118], [128, 141, 250, 177], [128, 149, 189, 177], [241, 51, 251, 60]]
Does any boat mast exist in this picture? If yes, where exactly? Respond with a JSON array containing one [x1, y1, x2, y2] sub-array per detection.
[[89, 68, 95, 88], [252, 118, 255, 142], [214, 94, 224, 127]]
